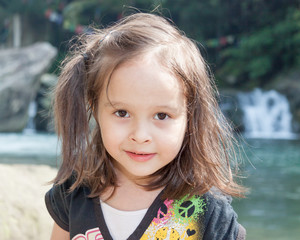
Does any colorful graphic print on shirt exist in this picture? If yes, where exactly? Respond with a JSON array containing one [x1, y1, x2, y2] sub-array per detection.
[[141, 195, 206, 240], [72, 195, 206, 240], [72, 227, 103, 240]]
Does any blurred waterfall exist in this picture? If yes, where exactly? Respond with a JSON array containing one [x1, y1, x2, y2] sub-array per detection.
[[23, 101, 37, 134], [238, 88, 296, 139]]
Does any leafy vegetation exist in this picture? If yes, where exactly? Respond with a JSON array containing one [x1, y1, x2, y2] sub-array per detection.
[[219, 7, 300, 88], [0, 0, 299, 89]]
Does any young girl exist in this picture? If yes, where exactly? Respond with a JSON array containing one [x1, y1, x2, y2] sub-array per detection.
[[45, 13, 246, 240]]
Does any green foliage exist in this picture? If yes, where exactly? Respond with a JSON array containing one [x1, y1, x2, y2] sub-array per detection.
[[63, 0, 101, 26], [62, 0, 158, 27], [218, 7, 300, 87], [160, 0, 300, 88], [1, 0, 299, 90], [0, 0, 59, 17]]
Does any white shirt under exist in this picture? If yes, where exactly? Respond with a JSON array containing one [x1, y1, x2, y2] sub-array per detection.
[[100, 200, 148, 240]]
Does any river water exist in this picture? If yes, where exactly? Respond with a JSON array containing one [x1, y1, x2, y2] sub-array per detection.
[[233, 138, 300, 240], [0, 133, 299, 240]]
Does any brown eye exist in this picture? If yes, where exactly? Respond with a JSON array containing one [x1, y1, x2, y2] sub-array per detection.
[[115, 110, 129, 118], [154, 113, 169, 120]]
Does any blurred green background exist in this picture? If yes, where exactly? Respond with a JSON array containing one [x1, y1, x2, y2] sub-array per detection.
[[2, 0, 300, 88], [0, 1, 300, 239]]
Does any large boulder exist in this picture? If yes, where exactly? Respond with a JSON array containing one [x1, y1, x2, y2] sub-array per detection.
[[0, 42, 57, 132], [270, 71, 300, 132], [0, 164, 57, 240], [35, 74, 58, 132], [219, 89, 245, 132]]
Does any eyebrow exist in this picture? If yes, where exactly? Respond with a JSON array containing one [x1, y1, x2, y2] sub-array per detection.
[[103, 101, 125, 108], [104, 101, 180, 112]]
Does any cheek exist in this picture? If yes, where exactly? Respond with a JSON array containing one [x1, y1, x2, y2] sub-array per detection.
[[162, 134, 184, 153], [159, 119, 187, 153], [172, 118, 187, 141], [99, 118, 127, 151]]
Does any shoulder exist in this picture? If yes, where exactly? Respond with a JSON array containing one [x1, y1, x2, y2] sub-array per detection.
[[203, 188, 234, 213], [45, 174, 90, 231], [201, 188, 246, 240], [45, 174, 86, 212]]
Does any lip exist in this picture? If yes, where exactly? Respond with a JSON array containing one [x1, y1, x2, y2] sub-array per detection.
[[125, 151, 156, 162]]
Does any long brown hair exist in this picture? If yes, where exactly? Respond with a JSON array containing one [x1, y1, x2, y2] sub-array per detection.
[[53, 12, 245, 199]]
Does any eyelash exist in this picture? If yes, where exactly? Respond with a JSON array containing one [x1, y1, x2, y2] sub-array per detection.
[[114, 110, 129, 118], [114, 110, 170, 120], [154, 113, 169, 120]]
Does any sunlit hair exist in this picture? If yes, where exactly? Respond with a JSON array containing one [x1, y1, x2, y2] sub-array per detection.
[[53, 12, 245, 199]]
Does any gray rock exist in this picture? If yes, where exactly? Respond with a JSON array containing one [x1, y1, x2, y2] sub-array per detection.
[[270, 71, 300, 132], [219, 89, 245, 132], [35, 74, 58, 132], [0, 42, 57, 132]]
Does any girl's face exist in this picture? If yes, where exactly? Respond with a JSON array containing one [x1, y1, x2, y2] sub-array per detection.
[[97, 54, 187, 181]]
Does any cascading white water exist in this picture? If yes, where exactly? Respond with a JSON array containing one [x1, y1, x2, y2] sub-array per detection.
[[23, 101, 37, 134], [238, 88, 296, 139]]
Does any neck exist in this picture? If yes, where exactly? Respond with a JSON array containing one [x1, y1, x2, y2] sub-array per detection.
[[100, 169, 164, 211]]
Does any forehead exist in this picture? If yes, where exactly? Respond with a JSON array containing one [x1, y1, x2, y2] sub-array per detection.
[[101, 53, 186, 108]]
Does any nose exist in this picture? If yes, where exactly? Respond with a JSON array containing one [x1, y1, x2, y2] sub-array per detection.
[[129, 121, 152, 144]]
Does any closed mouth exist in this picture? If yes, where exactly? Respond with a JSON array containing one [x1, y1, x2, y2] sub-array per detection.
[[125, 151, 156, 162], [129, 151, 152, 155]]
